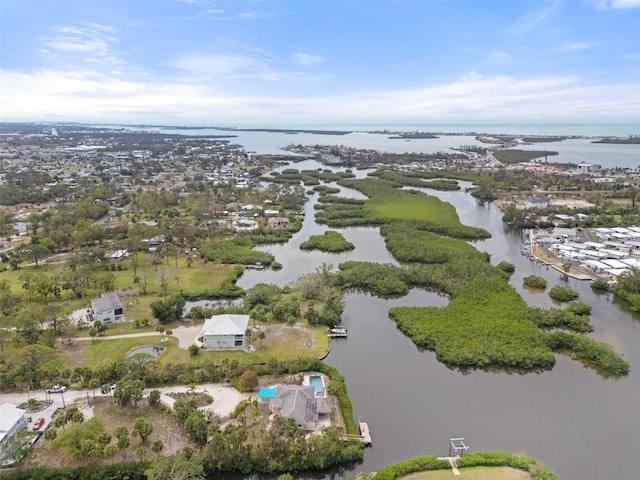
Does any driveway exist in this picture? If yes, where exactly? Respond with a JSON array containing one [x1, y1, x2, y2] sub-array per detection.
[[170, 325, 202, 348]]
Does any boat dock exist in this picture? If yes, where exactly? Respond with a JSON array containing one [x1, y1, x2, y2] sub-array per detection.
[[358, 418, 372, 447], [328, 327, 347, 338]]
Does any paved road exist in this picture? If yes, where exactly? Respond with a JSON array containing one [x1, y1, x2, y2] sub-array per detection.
[[75, 332, 163, 341]]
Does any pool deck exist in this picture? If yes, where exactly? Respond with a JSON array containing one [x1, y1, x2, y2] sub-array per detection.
[[303, 373, 327, 398]]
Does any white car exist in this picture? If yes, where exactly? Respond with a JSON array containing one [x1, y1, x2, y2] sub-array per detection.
[[47, 384, 67, 393]]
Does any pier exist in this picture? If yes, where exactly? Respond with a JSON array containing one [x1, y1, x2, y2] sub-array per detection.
[[358, 418, 372, 447]]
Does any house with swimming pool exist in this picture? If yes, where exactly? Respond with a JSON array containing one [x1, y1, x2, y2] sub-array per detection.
[[258, 373, 332, 431]]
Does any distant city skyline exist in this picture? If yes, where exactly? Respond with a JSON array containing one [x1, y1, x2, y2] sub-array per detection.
[[1, 0, 639, 125]]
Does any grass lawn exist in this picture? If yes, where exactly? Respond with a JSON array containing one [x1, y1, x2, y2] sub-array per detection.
[[82, 336, 175, 366], [65, 322, 329, 367], [402, 466, 533, 480], [111, 255, 236, 297], [181, 323, 330, 364]]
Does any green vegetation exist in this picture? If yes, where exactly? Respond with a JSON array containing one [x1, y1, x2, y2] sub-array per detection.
[[422, 179, 461, 191], [261, 168, 356, 186], [548, 285, 579, 302], [317, 177, 489, 239], [543, 331, 630, 375], [530, 307, 593, 333], [150, 295, 186, 324], [457, 452, 557, 480], [523, 275, 547, 289], [612, 268, 640, 311], [316, 176, 628, 375], [300, 230, 355, 252], [497, 261, 515, 274], [199, 237, 274, 266], [370, 452, 556, 480], [0, 463, 148, 480], [591, 278, 610, 292], [371, 455, 450, 480]]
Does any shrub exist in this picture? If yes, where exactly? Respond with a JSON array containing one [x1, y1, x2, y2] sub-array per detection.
[[567, 301, 592, 316], [188, 344, 200, 357], [549, 285, 579, 302], [591, 278, 610, 291], [300, 230, 355, 252], [543, 331, 629, 375], [497, 261, 515, 274], [148, 390, 161, 408], [523, 275, 547, 289]]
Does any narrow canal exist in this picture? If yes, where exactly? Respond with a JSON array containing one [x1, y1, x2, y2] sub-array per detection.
[[237, 162, 640, 480]]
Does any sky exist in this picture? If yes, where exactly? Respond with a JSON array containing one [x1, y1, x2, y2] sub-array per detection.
[[1, 0, 639, 126]]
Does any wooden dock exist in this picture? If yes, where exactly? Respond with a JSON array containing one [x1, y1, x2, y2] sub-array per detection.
[[358, 419, 372, 447]]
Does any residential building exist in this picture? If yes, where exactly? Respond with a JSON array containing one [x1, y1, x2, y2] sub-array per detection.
[[270, 385, 318, 430], [199, 314, 250, 350], [91, 291, 124, 324], [0, 403, 26, 445]]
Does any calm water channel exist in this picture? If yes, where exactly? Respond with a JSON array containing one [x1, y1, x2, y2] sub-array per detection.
[[236, 161, 640, 480]]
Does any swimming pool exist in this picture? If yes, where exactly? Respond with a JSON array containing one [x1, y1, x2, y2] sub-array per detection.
[[308, 374, 325, 397]]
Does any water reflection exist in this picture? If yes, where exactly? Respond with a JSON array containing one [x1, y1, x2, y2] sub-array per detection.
[[239, 161, 640, 480]]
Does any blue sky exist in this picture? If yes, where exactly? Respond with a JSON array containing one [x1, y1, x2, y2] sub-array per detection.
[[1, 0, 639, 125]]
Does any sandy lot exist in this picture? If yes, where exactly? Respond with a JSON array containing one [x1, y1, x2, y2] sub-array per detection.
[[156, 383, 251, 418], [171, 324, 202, 348]]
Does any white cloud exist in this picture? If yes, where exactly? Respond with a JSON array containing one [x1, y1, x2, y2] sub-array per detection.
[[167, 51, 319, 81], [506, 1, 561, 34], [235, 11, 279, 20], [553, 41, 598, 53], [167, 53, 283, 80], [590, 0, 640, 9], [2, 69, 638, 124], [290, 53, 323, 66], [41, 23, 124, 64]]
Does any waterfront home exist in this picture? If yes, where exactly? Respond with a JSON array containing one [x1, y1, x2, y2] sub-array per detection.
[[271, 385, 318, 430], [199, 314, 249, 350]]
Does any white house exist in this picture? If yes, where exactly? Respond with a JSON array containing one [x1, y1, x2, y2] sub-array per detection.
[[91, 291, 124, 324], [199, 314, 250, 350], [0, 403, 26, 445]]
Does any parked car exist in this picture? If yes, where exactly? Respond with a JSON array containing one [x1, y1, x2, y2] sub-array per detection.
[[32, 418, 45, 430], [47, 384, 67, 393]]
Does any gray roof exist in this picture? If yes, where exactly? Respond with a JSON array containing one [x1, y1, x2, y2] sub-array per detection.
[[200, 314, 250, 336], [272, 385, 318, 427], [91, 291, 122, 313]]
